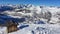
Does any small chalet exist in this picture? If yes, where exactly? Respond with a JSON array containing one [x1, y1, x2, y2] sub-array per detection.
[[0, 20, 18, 33], [5, 20, 18, 33]]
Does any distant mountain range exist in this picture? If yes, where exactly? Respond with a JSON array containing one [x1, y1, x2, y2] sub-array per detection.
[[0, 4, 60, 25]]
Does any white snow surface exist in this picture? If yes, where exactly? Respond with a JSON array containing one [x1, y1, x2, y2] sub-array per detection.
[[9, 24, 60, 34]]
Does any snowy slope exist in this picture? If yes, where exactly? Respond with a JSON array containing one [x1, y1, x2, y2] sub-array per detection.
[[9, 24, 60, 34]]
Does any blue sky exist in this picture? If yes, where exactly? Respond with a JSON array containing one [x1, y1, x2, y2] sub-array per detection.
[[0, 0, 60, 6]]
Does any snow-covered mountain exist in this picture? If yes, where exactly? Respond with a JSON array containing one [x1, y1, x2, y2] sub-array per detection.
[[0, 4, 60, 34], [0, 4, 60, 24]]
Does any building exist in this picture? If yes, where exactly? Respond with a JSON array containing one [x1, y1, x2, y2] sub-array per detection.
[[0, 20, 18, 33], [6, 20, 18, 33]]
